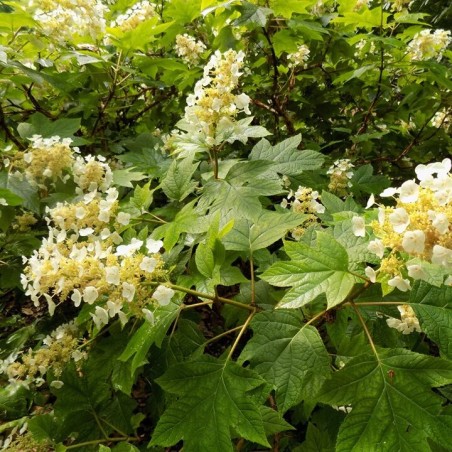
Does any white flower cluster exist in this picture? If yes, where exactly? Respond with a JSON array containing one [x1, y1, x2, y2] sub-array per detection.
[[386, 305, 421, 334], [327, 159, 354, 196], [16, 135, 75, 189], [19, 145, 175, 328], [179, 49, 251, 145], [407, 29, 451, 62], [174, 34, 206, 66], [282, 186, 325, 214], [2, 322, 84, 389], [355, 159, 451, 291], [72, 154, 113, 194], [29, 0, 107, 44], [111, 1, 158, 32], [281, 186, 324, 240], [287, 45, 310, 69]]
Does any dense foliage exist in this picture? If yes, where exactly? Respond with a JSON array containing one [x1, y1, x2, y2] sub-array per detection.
[[0, 0, 451, 450]]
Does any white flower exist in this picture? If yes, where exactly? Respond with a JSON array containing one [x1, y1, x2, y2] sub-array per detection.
[[105, 266, 120, 285], [365, 266, 377, 283], [115, 238, 143, 257], [91, 306, 109, 330], [368, 239, 385, 258], [428, 211, 449, 235], [389, 208, 410, 233], [83, 286, 99, 304], [106, 300, 122, 317], [352, 216, 366, 237], [366, 194, 375, 209], [75, 207, 86, 219], [122, 282, 136, 302], [407, 264, 428, 280], [431, 245, 452, 267], [79, 227, 94, 236], [153, 285, 175, 306], [402, 230, 425, 254], [380, 187, 398, 197], [71, 289, 82, 307], [388, 276, 411, 292], [140, 256, 158, 273], [117, 212, 131, 225], [146, 238, 163, 254], [416, 158, 451, 181], [399, 180, 419, 203]]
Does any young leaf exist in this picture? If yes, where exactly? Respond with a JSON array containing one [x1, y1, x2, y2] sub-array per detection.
[[318, 349, 452, 451], [262, 232, 356, 308], [151, 356, 272, 451], [240, 310, 331, 413]]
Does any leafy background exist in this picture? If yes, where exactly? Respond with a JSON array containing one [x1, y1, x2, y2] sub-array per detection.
[[0, 0, 451, 451]]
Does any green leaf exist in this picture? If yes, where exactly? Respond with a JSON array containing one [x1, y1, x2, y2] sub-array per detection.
[[0, 386, 28, 420], [234, 2, 273, 27], [318, 349, 452, 451], [130, 182, 154, 212], [260, 406, 295, 436], [240, 310, 331, 413], [270, 0, 312, 17], [155, 201, 208, 251], [222, 210, 306, 253], [119, 301, 179, 374], [250, 136, 324, 176], [112, 168, 147, 188], [350, 164, 390, 195], [262, 232, 356, 309], [195, 241, 215, 278], [201, 161, 283, 222], [151, 356, 271, 451], [161, 157, 199, 201], [17, 113, 81, 140], [0, 188, 23, 206], [215, 117, 271, 145], [28, 414, 59, 443], [408, 282, 452, 359]]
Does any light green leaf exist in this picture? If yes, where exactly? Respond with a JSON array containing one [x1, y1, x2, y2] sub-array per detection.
[[318, 349, 452, 451], [195, 242, 215, 278], [161, 157, 199, 201], [234, 2, 273, 26], [0, 188, 23, 206], [240, 310, 331, 413], [130, 182, 154, 212], [215, 117, 270, 145], [250, 136, 324, 176], [222, 210, 306, 253], [151, 356, 271, 451], [119, 301, 179, 374], [262, 232, 356, 308], [112, 168, 147, 188]]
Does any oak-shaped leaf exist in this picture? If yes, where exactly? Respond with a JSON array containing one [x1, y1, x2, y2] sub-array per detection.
[[318, 349, 452, 451], [150, 356, 278, 451], [239, 310, 331, 413], [262, 232, 356, 308]]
